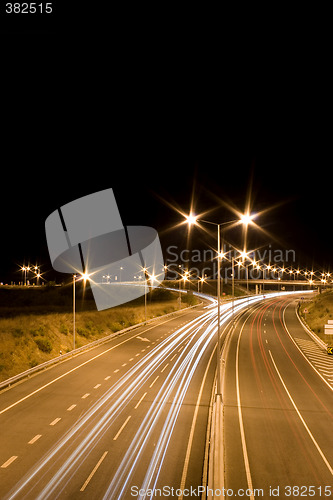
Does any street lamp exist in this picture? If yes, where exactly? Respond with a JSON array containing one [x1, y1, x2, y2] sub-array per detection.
[[21, 266, 26, 286], [184, 211, 255, 396], [198, 276, 206, 292], [73, 272, 91, 350], [73, 274, 77, 350]]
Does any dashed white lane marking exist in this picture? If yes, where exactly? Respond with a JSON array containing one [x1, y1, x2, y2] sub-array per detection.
[[28, 434, 42, 444], [50, 418, 61, 426], [114, 369, 120, 373], [149, 376, 159, 388], [104, 376, 111, 380], [80, 451, 108, 492], [134, 392, 147, 409], [1, 456, 18, 468], [161, 363, 169, 373], [113, 416, 131, 441], [82, 393, 90, 399], [67, 404, 76, 411], [94, 384, 101, 389]]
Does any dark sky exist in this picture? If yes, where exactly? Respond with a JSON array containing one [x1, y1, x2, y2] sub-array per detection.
[[1, 132, 332, 284], [1, 43, 332, 284]]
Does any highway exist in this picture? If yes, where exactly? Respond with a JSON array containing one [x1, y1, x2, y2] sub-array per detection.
[[1, 291, 331, 499], [0, 297, 221, 499], [223, 295, 333, 499]]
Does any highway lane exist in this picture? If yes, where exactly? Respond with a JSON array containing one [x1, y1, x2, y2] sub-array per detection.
[[0, 298, 222, 499], [223, 295, 333, 499], [0, 292, 315, 499]]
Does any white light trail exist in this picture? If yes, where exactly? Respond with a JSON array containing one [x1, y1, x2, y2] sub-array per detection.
[[4, 290, 312, 499]]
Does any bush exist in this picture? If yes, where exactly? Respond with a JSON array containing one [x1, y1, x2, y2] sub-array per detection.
[[30, 326, 46, 337], [59, 323, 69, 335], [12, 328, 24, 338], [35, 337, 53, 353], [77, 327, 90, 338]]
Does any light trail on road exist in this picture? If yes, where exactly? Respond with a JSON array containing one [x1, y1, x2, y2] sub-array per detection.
[[3, 291, 314, 499]]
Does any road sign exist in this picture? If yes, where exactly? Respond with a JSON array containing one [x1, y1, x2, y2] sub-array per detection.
[[327, 346, 333, 355], [324, 325, 333, 335]]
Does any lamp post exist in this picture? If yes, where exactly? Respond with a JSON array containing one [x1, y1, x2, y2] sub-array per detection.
[[184, 211, 258, 396], [143, 267, 148, 324], [21, 266, 26, 286], [73, 274, 76, 350]]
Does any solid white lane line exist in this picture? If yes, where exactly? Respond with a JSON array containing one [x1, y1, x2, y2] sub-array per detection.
[[113, 416, 131, 441], [269, 350, 333, 476], [80, 451, 108, 492], [50, 418, 61, 426], [94, 384, 101, 389], [1, 456, 18, 468], [134, 392, 147, 409], [67, 405, 76, 411], [28, 434, 42, 444], [82, 393, 90, 399], [236, 312, 257, 500], [178, 344, 216, 500], [149, 376, 159, 388]]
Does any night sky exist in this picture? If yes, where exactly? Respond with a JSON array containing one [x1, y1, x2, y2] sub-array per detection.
[[1, 131, 332, 285], [1, 46, 332, 285]]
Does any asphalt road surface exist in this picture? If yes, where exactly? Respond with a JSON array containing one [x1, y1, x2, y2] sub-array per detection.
[[1, 292, 330, 499], [0, 298, 221, 500], [223, 295, 333, 499]]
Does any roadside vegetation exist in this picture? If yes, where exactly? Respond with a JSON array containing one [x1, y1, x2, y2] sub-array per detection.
[[0, 284, 197, 382], [298, 289, 333, 343]]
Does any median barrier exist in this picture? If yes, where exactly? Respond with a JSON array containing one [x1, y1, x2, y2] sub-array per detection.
[[207, 394, 224, 499]]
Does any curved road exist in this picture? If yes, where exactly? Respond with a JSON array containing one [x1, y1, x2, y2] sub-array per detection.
[[223, 295, 333, 499], [0, 299, 219, 499], [1, 292, 330, 499]]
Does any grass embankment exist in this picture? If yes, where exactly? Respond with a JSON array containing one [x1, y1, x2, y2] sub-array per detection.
[[0, 285, 197, 382], [298, 290, 333, 343]]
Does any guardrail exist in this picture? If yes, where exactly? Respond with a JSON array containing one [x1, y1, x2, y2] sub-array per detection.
[[0, 301, 202, 392]]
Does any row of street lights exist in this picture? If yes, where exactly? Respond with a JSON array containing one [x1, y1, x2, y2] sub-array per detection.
[[182, 209, 333, 397], [20, 265, 42, 286]]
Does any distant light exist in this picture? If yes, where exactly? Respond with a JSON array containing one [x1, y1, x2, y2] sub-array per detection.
[[80, 272, 90, 281], [239, 250, 248, 260]]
